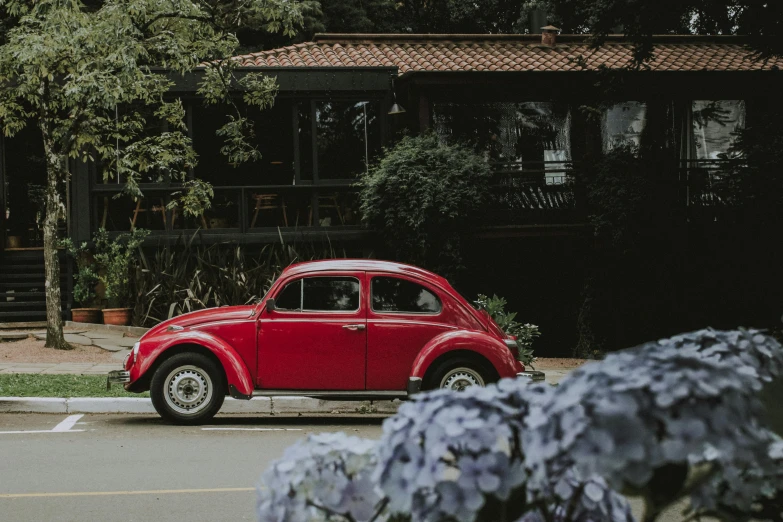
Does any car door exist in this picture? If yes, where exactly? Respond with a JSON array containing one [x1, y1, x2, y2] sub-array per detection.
[[256, 272, 367, 390], [366, 273, 455, 390]]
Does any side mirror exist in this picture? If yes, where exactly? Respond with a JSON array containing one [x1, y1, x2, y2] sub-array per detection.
[[265, 298, 276, 313]]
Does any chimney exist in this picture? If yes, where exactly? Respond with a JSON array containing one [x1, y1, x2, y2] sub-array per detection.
[[541, 25, 560, 46]]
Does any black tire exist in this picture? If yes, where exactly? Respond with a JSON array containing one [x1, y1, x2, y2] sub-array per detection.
[[423, 355, 498, 391], [150, 352, 226, 425]]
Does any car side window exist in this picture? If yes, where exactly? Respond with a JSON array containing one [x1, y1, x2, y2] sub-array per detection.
[[275, 279, 302, 311], [303, 277, 360, 311], [274, 277, 360, 312], [371, 277, 442, 314]]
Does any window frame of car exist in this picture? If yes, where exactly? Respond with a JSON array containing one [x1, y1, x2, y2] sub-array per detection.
[[369, 274, 443, 316], [271, 274, 362, 314]]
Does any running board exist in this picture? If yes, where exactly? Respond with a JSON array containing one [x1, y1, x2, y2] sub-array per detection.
[[250, 390, 407, 400]]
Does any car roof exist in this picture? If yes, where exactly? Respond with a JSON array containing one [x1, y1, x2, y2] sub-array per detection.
[[282, 259, 450, 288]]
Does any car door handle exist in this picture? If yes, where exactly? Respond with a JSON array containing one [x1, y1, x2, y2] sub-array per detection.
[[343, 324, 366, 331]]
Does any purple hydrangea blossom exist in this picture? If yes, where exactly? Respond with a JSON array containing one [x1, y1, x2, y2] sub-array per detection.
[[523, 329, 781, 508], [690, 434, 783, 520], [374, 381, 543, 522], [257, 432, 385, 522], [517, 471, 636, 522]]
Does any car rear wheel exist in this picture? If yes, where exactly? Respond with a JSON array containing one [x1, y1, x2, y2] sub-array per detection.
[[424, 356, 497, 392], [150, 353, 225, 425]]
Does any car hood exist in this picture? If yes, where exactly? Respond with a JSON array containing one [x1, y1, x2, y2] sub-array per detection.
[[143, 305, 256, 338]]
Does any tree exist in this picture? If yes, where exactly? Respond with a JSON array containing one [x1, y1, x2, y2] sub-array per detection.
[[521, 0, 783, 62], [0, 0, 307, 349], [395, 0, 524, 33]]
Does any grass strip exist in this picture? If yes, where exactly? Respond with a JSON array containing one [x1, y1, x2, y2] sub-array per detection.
[[0, 374, 149, 398]]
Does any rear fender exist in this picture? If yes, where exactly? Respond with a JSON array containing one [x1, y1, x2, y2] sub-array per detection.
[[132, 331, 254, 396], [410, 330, 521, 380]]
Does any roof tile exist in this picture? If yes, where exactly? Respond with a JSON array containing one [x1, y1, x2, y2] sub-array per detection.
[[233, 37, 783, 73]]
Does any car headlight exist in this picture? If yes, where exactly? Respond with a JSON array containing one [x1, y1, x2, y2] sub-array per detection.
[[132, 342, 140, 364]]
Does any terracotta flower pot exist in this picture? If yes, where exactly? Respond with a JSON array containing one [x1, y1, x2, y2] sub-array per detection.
[[71, 308, 103, 324], [102, 308, 133, 326], [6, 235, 22, 249]]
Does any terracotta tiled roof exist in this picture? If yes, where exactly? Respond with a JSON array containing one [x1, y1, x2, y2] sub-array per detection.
[[232, 34, 783, 74]]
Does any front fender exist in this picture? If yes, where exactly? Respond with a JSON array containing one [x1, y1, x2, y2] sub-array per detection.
[[410, 330, 522, 381], [131, 331, 254, 397]]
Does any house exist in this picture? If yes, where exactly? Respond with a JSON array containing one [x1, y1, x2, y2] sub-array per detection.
[[1, 32, 780, 352]]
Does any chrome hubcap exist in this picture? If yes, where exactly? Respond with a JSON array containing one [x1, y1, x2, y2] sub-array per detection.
[[440, 367, 485, 391], [164, 365, 212, 415]]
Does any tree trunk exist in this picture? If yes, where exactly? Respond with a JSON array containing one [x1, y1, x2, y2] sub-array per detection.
[[40, 120, 70, 350]]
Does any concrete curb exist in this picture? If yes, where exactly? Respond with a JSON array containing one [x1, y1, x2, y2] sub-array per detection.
[[0, 396, 402, 415], [65, 321, 149, 337]]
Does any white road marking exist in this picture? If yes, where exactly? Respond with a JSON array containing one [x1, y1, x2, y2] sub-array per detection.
[[0, 487, 257, 499], [0, 414, 84, 435], [0, 430, 85, 435], [51, 414, 83, 432], [201, 427, 302, 432]]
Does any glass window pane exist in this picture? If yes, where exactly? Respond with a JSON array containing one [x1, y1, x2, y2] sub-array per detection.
[[303, 277, 360, 311], [316, 101, 380, 180], [298, 102, 313, 182], [275, 279, 302, 311], [692, 100, 745, 160], [372, 277, 442, 313], [602, 102, 646, 152], [192, 101, 295, 186], [433, 102, 571, 181]]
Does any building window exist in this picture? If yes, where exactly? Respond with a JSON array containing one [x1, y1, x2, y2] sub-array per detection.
[[691, 100, 745, 160], [192, 101, 295, 186], [314, 100, 380, 181], [433, 102, 571, 184], [602, 102, 647, 152]]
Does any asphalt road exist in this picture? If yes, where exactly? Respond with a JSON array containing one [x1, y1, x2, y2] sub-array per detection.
[[0, 413, 711, 522], [0, 413, 385, 522]]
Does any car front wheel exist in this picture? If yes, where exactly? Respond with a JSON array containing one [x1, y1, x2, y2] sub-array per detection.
[[150, 353, 225, 425]]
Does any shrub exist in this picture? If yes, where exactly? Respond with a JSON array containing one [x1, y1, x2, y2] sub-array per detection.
[[474, 294, 540, 366], [131, 233, 348, 327], [357, 133, 492, 279], [259, 328, 783, 522], [93, 228, 150, 308], [60, 238, 99, 307]]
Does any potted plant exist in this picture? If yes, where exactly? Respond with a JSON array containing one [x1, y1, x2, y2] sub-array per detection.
[[93, 228, 149, 325], [61, 238, 102, 323]]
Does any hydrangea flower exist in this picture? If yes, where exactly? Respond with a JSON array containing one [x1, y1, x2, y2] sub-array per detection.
[[648, 328, 783, 387], [517, 471, 636, 522], [690, 433, 783, 520], [257, 432, 385, 522], [523, 329, 780, 512], [374, 380, 548, 522]]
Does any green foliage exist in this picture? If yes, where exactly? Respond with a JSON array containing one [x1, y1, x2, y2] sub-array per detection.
[[474, 294, 540, 366], [522, 0, 783, 64], [167, 179, 214, 218], [93, 228, 150, 308], [60, 238, 99, 307], [357, 133, 492, 278], [131, 233, 348, 327], [0, 0, 309, 213], [716, 102, 783, 225]]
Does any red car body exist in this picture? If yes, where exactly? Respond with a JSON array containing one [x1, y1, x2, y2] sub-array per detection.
[[116, 260, 526, 417]]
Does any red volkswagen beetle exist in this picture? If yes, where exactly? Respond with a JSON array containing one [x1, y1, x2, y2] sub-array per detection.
[[109, 260, 540, 424]]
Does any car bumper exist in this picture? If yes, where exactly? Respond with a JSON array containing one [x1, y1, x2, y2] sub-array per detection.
[[106, 370, 130, 391], [517, 371, 546, 382]]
